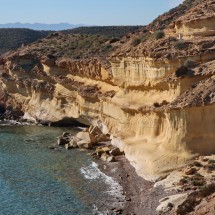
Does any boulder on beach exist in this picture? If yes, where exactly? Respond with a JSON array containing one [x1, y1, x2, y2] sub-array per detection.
[[110, 147, 124, 156], [57, 132, 73, 146], [69, 137, 79, 148], [88, 125, 110, 142], [107, 155, 116, 162], [89, 125, 102, 136], [57, 137, 69, 146], [101, 153, 109, 161], [77, 140, 93, 149], [100, 153, 116, 162], [65, 143, 73, 150], [62, 132, 70, 138], [76, 131, 97, 144], [96, 146, 111, 156], [95, 134, 110, 142]]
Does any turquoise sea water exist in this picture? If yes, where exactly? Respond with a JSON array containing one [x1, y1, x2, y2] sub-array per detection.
[[0, 125, 123, 215]]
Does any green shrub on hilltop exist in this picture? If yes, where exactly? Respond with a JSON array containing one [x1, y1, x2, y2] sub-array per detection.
[[0, 26, 142, 57], [0, 28, 50, 55], [27, 33, 116, 59], [64, 26, 143, 38]]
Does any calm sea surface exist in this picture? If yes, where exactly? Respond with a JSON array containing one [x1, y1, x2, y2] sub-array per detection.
[[0, 125, 123, 215]]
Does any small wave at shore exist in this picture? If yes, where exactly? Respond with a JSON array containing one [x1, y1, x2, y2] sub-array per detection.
[[0, 120, 34, 126], [81, 161, 124, 198]]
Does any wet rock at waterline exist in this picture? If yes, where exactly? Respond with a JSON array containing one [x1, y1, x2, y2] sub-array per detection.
[[51, 128, 123, 163]]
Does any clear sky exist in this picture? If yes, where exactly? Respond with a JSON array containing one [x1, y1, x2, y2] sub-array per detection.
[[0, 0, 184, 25]]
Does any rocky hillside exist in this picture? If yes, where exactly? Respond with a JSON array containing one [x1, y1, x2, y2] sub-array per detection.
[[0, 26, 143, 57], [64, 26, 143, 38], [0, 0, 214, 198], [0, 28, 51, 55], [113, 0, 215, 55]]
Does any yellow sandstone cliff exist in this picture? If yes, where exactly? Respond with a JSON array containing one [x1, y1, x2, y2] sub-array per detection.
[[0, 0, 214, 180]]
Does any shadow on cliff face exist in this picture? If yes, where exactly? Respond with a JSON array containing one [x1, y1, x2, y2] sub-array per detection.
[[0, 103, 5, 114], [39, 117, 89, 127], [3, 105, 24, 120]]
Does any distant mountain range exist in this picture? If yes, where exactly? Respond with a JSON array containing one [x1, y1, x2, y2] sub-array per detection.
[[0, 23, 84, 31]]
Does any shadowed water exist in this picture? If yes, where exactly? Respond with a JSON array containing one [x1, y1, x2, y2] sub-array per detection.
[[0, 125, 122, 215]]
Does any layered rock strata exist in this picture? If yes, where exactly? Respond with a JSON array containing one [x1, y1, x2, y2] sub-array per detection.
[[0, 0, 214, 180]]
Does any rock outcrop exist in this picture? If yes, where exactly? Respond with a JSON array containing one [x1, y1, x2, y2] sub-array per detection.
[[0, 0, 214, 181]]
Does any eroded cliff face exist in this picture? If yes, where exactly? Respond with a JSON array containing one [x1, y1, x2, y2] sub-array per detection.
[[174, 0, 215, 38], [0, 0, 214, 180]]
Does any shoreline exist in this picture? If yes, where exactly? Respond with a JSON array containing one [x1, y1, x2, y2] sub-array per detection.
[[0, 121, 167, 214], [2, 121, 214, 214], [97, 155, 168, 215]]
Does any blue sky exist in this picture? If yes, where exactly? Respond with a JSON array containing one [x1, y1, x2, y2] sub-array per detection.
[[0, 0, 184, 25]]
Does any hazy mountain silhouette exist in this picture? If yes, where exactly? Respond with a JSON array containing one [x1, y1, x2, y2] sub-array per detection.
[[0, 22, 84, 31]]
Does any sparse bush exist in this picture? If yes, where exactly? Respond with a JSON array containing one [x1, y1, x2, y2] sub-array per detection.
[[193, 161, 202, 167], [184, 60, 197, 68], [154, 30, 165, 40], [208, 159, 215, 164], [193, 173, 204, 178], [101, 44, 113, 52], [175, 66, 189, 77], [174, 40, 187, 50], [153, 102, 160, 108], [204, 164, 215, 171], [191, 173, 205, 186], [191, 83, 197, 89], [110, 37, 120, 43], [199, 183, 215, 197], [180, 177, 189, 184], [132, 37, 141, 46], [192, 180, 205, 186], [204, 160, 215, 171], [175, 66, 195, 78]]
